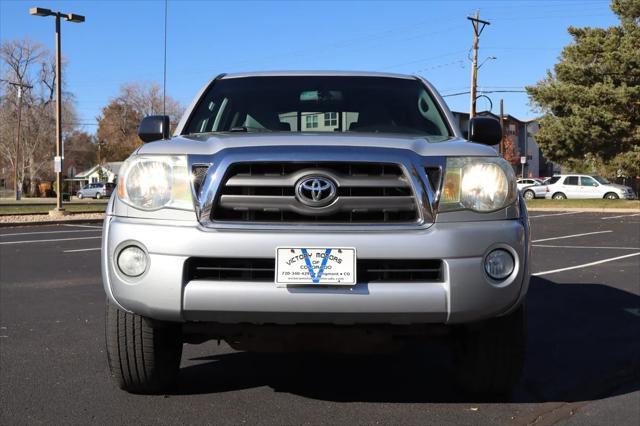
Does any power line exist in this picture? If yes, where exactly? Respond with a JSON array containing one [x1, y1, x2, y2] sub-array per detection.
[[442, 89, 527, 98], [414, 58, 466, 74]]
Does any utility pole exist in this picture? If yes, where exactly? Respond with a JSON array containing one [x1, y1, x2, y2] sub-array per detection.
[[2, 80, 33, 200], [499, 99, 504, 155], [467, 11, 491, 118]]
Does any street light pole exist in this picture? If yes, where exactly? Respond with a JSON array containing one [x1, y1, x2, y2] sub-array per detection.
[[29, 7, 84, 214], [55, 13, 62, 211]]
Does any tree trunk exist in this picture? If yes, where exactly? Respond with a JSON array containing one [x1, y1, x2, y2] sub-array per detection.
[[28, 154, 37, 197]]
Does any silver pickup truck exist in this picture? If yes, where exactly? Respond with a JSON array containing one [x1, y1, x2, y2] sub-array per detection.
[[102, 71, 530, 395]]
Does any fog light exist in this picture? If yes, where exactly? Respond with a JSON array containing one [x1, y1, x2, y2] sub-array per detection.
[[484, 249, 515, 280], [117, 246, 147, 277]]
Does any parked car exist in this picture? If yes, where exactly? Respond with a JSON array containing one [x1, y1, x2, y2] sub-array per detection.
[[103, 71, 530, 395], [520, 177, 553, 200], [76, 182, 114, 199], [516, 178, 543, 192], [544, 174, 636, 199]]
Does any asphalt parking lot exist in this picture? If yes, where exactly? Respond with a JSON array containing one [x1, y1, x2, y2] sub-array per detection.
[[1, 212, 639, 425]]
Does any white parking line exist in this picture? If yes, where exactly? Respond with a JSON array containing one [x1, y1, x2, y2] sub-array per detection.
[[533, 244, 640, 250], [0, 236, 102, 245], [601, 213, 640, 220], [533, 252, 640, 276], [63, 247, 101, 253], [532, 230, 612, 243], [529, 212, 581, 218], [62, 224, 102, 229], [0, 229, 101, 237]]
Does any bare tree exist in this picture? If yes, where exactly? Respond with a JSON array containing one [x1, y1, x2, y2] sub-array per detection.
[[0, 39, 44, 195], [0, 39, 77, 196]]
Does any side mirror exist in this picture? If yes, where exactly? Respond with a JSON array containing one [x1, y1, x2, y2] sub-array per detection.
[[138, 115, 170, 143], [468, 117, 502, 146]]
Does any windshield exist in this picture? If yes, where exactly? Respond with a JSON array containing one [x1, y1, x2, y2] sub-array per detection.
[[547, 176, 561, 185], [184, 76, 452, 139], [593, 176, 610, 184]]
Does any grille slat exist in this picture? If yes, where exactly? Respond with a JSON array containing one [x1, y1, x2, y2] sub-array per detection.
[[226, 174, 409, 188], [219, 195, 415, 215], [211, 162, 419, 224]]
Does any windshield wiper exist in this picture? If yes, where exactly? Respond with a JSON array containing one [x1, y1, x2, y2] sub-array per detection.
[[229, 126, 273, 133]]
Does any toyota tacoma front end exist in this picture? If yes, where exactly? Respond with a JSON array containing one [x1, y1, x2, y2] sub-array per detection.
[[103, 72, 530, 395]]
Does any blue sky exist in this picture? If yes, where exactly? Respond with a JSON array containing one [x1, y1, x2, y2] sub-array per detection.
[[1, 0, 618, 133]]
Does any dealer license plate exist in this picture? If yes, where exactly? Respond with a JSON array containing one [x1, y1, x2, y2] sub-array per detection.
[[275, 247, 356, 286]]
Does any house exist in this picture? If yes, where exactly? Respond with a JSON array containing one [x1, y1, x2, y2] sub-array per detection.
[[65, 162, 122, 193], [451, 111, 558, 178]]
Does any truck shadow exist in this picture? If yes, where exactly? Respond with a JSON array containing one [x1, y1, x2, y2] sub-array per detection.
[[173, 276, 640, 403]]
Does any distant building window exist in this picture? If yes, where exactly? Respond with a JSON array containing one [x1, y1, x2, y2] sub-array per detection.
[[324, 112, 337, 127], [305, 114, 318, 129]]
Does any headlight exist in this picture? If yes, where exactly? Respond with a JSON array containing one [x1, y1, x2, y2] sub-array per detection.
[[117, 155, 193, 211], [440, 157, 517, 212]]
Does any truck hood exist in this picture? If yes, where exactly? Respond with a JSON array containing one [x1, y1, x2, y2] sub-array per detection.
[[135, 132, 498, 157]]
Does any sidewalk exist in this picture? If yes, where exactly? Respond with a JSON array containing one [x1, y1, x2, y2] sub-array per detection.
[[0, 197, 108, 205]]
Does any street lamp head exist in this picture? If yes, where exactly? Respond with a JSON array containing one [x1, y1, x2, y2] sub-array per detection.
[[65, 13, 85, 23], [29, 7, 53, 17]]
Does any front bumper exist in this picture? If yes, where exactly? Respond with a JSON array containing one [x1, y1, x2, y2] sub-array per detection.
[[102, 213, 530, 325]]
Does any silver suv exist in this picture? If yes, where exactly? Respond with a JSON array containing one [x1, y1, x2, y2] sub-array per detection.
[[103, 72, 530, 395], [77, 182, 114, 199]]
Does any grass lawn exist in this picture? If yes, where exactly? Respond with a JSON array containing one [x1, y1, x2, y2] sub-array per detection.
[[525, 199, 640, 209], [0, 203, 107, 215]]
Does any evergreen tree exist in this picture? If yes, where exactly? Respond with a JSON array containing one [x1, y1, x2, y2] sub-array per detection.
[[527, 0, 640, 177]]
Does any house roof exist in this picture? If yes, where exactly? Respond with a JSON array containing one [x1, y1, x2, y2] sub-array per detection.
[[452, 110, 536, 125], [75, 162, 123, 179], [104, 162, 123, 175]]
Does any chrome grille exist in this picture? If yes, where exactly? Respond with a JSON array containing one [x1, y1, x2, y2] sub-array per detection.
[[211, 162, 419, 223], [192, 164, 210, 195]]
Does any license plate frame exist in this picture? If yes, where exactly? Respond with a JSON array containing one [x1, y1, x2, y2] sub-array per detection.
[[275, 247, 357, 286]]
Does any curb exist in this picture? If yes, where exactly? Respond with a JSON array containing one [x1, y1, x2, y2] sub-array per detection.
[[0, 217, 104, 228], [0, 202, 108, 207]]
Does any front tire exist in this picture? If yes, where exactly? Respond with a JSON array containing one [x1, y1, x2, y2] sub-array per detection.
[[96, 193, 103, 199], [523, 190, 535, 200], [604, 192, 619, 200], [452, 304, 526, 396], [552, 192, 567, 200], [105, 301, 182, 394], [77, 193, 83, 200]]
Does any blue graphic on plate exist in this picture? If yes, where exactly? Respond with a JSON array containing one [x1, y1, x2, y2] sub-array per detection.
[[300, 248, 332, 283]]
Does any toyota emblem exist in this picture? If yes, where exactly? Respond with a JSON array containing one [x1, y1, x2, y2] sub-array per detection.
[[295, 176, 337, 207]]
